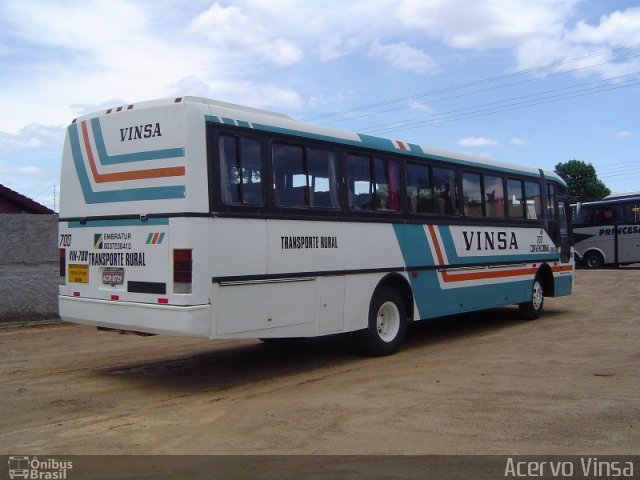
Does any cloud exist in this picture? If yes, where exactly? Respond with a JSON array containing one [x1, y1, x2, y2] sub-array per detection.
[[408, 101, 432, 112], [369, 40, 437, 74], [569, 7, 640, 46], [616, 130, 632, 139], [187, 2, 303, 67], [516, 6, 640, 79], [458, 136, 501, 147], [395, 0, 577, 49], [16, 166, 51, 177], [0, 0, 637, 139], [0, 124, 65, 151], [393, 0, 639, 82], [510, 137, 529, 146]]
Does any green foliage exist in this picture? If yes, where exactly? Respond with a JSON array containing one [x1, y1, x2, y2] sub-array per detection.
[[554, 159, 610, 203]]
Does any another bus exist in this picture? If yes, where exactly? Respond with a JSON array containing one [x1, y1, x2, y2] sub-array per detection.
[[58, 97, 574, 356], [573, 192, 640, 268]]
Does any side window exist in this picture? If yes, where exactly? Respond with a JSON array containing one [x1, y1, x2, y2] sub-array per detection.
[[347, 154, 400, 212], [272, 143, 340, 209], [347, 154, 373, 210], [484, 175, 505, 219], [406, 163, 431, 213], [406, 163, 459, 215], [463, 172, 483, 217], [219, 134, 263, 205], [593, 205, 622, 224], [273, 143, 305, 207], [623, 201, 640, 224], [525, 181, 542, 220], [432, 167, 459, 215], [577, 205, 595, 225], [308, 148, 340, 208], [508, 178, 524, 219], [374, 157, 400, 211]]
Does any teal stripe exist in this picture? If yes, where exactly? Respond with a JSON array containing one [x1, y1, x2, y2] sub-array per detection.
[[555, 275, 573, 296], [393, 223, 534, 319], [90, 118, 185, 165], [357, 134, 397, 151], [392, 224, 436, 319], [68, 124, 186, 204], [407, 143, 422, 154], [68, 217, 169, 228]]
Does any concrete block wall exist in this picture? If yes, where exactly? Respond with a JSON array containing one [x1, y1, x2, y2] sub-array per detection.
[[0, 214, 59, 322]]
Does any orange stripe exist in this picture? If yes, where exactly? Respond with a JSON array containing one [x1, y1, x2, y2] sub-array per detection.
[[441, 267, 538, 283], [427, 225, 446, 265], [552, 265, 574, 273], [151, 233, 160, 244], [81, 121, 185, 183]]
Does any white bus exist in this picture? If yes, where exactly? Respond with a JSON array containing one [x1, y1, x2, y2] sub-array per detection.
[[573, 192, 640, 268], [58, 97, 574, 356]]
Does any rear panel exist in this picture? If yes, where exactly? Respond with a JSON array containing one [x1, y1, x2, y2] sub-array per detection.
[[58, 99, 212, 337]]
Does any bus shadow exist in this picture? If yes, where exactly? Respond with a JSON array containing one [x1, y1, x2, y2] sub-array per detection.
[[97, 338, 359, 395], [404, 306, 559, 349], [96, 306, 556, 393]]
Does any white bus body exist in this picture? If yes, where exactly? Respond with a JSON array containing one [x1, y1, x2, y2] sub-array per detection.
[[59, 97, 574, 355]]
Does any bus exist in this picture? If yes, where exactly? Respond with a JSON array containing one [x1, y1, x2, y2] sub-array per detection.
[[573, 192, 640, 268], [58, 96, 574, 356]]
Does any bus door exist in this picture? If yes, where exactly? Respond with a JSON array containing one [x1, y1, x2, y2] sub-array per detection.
[[546, 183, 571, 263], [557, 198, 571, 263], [617, 201, 640, 264]]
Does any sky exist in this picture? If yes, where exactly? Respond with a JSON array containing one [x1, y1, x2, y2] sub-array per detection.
[[1, 0, 639, 211]]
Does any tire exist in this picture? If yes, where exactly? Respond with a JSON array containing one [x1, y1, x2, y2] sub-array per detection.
[[583, 251, 604, 269], [355, 287, 407, 356], [519, 274, 544, 320]]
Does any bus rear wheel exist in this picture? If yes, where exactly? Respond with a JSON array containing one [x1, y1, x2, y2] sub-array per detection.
[[583, 251, 604, 269], [519, 274, 544, 320], [356, 287, 407, 356]]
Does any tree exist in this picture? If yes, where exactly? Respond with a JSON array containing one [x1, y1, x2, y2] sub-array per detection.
[[554, 159, 610, 204]]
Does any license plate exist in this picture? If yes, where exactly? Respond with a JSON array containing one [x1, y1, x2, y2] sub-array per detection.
[[102, 268, 124, 285]]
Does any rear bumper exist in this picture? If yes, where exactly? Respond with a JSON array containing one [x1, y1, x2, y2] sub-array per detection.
[[59, 295, 211, 338]]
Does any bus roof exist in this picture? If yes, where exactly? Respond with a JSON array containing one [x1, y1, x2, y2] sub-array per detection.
[[73, 96, 565, 185], [603, 191, 640, 200]]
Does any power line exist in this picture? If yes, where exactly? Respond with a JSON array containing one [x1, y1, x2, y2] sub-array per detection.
[[302, 42, 640, 123], [364, 75, 640, 136], [318, 52, 640, 127]]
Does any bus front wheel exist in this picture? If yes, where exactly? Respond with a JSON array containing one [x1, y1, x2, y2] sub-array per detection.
[[356, 287, 407, 356], [519, 274, 544, 320]]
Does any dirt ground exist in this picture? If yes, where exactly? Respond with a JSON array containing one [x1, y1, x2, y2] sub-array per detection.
[[1, 270, 638, 455]]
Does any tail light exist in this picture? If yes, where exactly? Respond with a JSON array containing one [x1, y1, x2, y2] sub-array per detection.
[[59, 248, 66, 285], [173, 249, 192, 294]]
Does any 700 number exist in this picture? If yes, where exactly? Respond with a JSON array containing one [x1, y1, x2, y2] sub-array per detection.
[[59, 234, 72, 247]]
